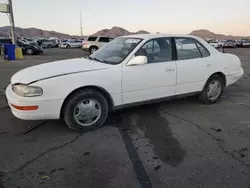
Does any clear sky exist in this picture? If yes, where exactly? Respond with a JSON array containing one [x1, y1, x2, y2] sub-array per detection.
[[0, 0, 249, 36]]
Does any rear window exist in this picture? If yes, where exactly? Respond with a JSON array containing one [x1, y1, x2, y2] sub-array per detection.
[[98, 37, 110, 43], [87, 37, 97, 41]]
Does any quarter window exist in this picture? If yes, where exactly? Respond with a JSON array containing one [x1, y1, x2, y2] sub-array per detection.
[[175, 38, 202, 60], [98, 37, 110, 43], [195, 40, 210, 57], [136, 38, 172, 63]]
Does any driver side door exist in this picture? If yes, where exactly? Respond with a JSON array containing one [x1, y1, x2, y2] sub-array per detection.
[[122, 37, 177, 105]]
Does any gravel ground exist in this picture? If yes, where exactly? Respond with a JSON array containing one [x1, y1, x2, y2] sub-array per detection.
[[0, 48, 250, 188]]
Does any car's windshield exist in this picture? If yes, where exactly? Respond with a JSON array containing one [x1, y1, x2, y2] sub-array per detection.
[[89, 37, 142, 65]]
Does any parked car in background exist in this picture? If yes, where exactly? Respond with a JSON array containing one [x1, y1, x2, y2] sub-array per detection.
[[209, 40, 220, 48], [223, 40, 237, 48], [58, 40, 68, 48], [0, 38, 42, 55], [242, 39, 250, 47], [17, 40, 43, 55], [5, 34, 244, 132], [41, 39, 58, 48], [236, 39, 245, 47], [218, 40, 226, 47], [60, 40, 82, 49], [82, 36, 114, 54], [0, 37, 12, 44]]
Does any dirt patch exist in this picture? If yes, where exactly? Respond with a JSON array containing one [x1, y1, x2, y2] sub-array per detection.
[[109, 105, 186, 167]]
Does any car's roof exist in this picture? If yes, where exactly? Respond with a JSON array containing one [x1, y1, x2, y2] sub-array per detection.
[[88, 35, 113, 38], [120, 34, 202, 40]]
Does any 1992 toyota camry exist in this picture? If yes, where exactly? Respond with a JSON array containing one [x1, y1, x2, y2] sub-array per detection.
[[6, 34, 244, 132]]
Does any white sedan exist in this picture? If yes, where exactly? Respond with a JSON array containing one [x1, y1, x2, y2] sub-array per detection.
[[60, 40, 82, 49], [6, 34, 244, 132], [209, 41, 220, 48]]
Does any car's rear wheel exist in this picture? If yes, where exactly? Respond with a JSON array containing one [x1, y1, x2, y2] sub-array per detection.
[[26, 48, 34, 55], [63, 89, 109, 133], [48, 44, 52, 48], [199, 75, 224, 104], [89, 46, 98, 54]]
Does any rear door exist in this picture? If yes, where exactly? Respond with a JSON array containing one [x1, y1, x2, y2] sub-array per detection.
[[174, 37, 213, 95]]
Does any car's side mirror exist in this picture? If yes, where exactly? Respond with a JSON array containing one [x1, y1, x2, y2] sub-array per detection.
[[127, 56, 148, 66]]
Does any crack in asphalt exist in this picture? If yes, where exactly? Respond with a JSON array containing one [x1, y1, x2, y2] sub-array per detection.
[[9, 133, 83, 174], [163, 111, 250, 169], [21, 121, 48, 135], [240, 103, 250, 110]]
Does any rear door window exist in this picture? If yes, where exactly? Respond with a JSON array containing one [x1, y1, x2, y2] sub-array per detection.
[[87, 37, 97, 41], [175, 38, 202, 60], [98, 37, 110, 43], [194, 40, 210, 57]]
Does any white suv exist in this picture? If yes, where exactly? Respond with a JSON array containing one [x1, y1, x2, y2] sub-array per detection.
[[82, 36, 114, 54]]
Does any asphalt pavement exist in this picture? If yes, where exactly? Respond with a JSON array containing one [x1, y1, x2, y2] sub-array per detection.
[[0, 48, 250, 188]]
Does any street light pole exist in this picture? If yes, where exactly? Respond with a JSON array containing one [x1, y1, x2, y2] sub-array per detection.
[[8, 0, 16, 45], [80, 11, 83, 37]]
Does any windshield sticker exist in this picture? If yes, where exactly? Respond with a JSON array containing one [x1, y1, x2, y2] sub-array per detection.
[[125, 39, 140, 43]]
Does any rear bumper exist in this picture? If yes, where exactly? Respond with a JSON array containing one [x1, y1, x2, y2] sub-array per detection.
[[226, 68, 244, 86]]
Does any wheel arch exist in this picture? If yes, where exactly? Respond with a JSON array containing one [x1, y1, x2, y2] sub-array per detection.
[[204, 72, 226, 89], [89, 45, 98, 50], [60, 85, 114, 118]]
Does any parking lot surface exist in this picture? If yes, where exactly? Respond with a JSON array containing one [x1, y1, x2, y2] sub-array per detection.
[[0, 48, 250, 188]]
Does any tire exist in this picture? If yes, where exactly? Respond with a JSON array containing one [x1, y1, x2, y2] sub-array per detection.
[[89, 46, 98, 54], [48, 44, 52, 48], [198, 75, 224, 104], [63, 89, 109, 133], [26, 48, 34, 55], [66, 45, 71, 49]]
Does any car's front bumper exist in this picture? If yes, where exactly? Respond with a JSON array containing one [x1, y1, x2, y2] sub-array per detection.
[[35, 49, 43, 54], [5, 84, 63, 120]]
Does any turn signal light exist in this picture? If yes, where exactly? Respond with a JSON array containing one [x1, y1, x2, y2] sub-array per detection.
[[10, 104, 38, 111]]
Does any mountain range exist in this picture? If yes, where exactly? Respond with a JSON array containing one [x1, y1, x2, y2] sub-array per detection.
[[0, 26, 249, 40], [91, 26, 150, 37]]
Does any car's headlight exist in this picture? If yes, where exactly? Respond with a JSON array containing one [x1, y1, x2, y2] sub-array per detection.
[[12, 84, 43, 97]]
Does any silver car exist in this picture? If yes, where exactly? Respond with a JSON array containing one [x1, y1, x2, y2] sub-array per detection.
[[224, 40, 237, 48]]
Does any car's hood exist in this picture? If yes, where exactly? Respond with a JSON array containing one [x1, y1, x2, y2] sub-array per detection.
[[11, 58, 112, 84]]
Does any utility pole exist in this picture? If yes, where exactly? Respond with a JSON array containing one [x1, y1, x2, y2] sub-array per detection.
[[80, 11, 83, 37], [8, 0, 16, 45]]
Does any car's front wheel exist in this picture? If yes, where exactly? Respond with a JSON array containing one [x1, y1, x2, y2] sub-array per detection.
[[26, 48, 34, 55], [63, 89, 109, 133], [199, 75, 224, 104], [89, 46, 98, 54]]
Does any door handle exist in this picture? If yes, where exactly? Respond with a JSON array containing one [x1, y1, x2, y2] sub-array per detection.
[[165, 68, 175, 72], [206, 64, 212, 67]]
